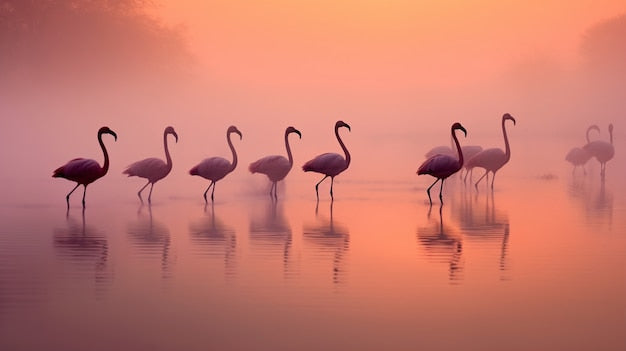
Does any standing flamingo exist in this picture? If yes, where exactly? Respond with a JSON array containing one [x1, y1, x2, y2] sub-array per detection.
[[123, 126, 178, 203], [53, 126, 117, 209], [249, 126, 302, 199], [190, 126, 242, 202], [425, 136, 481, 181], [565, 125, 600, 175], [417, 123, 467, 205], [583, 123, 614, 178], [465, 113, 516, 190], [302, 120, 351, 201]]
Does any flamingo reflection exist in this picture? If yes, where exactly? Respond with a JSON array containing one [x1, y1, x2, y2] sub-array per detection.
[[127, 204, 172, 279], [450, 189, 510, 278], [567, 176, 614, 226], [303, 201, 350, 284], [249, 199, 294, 277], [417, 204, 464, 282], [53, 208, 111, 289], [189, 203, 237, 277]]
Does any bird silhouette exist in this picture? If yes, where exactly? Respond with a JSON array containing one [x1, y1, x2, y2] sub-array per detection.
[[302, 120, 351, 201], [425, 136, 481, 181], [190, 126, 242, 202], [565, 125, 600, 175], [123, 126, 178, 203], [465, 113, 516, 189], [53, 126, 117, 209], [417, 122, 467, 205], [249, 126, 301, 199], [583, 124, 614, 178]]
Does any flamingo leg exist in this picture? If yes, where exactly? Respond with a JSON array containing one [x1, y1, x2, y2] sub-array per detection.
[[273, 182, 278, 199], [66, 183, 80, 208], [148, 183, 154, 203], [439, 179, 445, 204], [330, 176, 335, 200], [211, 182, 216, 201], [491, 172, 496, 189], [475, 170, 488, 189], [137, 181, 150, 203], [426, 178, 440, 205], [315, 175, 329, 201], [203, 181, 214, 203], [81, 185, 88, 208]]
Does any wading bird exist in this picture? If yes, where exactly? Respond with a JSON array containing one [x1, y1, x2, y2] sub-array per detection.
[[53, 126, 117, 209], [249, 126, 302, 199], [417, 122, 467, 205], [565, 125, 600, 175], [303, 121, 351, 201], [190, 126, 242, 202], [123, 126, 178, 203], [583, 123, 614, 178], [465, 114, 516, 189]]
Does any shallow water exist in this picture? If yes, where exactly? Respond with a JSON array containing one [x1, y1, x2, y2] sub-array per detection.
[[1, 167, 625, 351]]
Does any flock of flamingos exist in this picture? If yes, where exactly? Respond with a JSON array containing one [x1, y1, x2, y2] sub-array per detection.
[[52, 114, 615, 209]]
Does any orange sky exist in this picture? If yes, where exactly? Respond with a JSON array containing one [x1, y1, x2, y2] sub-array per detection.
[[153, 0, 626, 91]]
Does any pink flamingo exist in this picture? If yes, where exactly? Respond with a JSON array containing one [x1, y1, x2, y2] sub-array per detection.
[[302, 120, 351, 201], [425, 137, 481, 181], [52, 126, 117, 208], [249, 126, 302, 199], [123, 126, 178, 203], [460, 145, 483, 182], [465, 113, 516, 189], [565, 125, 600, 175], [417, 123, 467, 205], [583, 123, 614, 178], [190, 126, 242, 202]]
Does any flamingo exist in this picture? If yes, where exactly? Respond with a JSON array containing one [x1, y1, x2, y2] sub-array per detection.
[[302, 120, 351, 201], [425, 136, 481, 181], [565, 125, 600, 175], [465, 113, 516, 189], [460, 145, 483, 182], [52, 126, 117, 209], [123, 126, 178, 203], [583, 123, 614, 178], [249, 126, 302, 199], [190, 126, 242, 202], [417, 122, 467, 205]]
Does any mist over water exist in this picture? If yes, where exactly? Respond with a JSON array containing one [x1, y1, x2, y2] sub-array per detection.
[[1, 1, 625, 350]]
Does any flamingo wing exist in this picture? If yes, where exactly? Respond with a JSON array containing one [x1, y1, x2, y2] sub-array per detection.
[[53, 158, 102, 184], [190, 157, 232, 181], [249, 155, 291, 179], [417, 154, 460, 178], [123, 157, 169, 181], [302, 153, 346, 176], [465, 148, 506, 170]]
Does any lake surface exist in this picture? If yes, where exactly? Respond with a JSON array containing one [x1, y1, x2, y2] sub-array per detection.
[[1, 140, 625, 351]]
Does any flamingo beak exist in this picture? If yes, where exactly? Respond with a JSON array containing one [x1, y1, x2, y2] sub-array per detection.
[[173, 132, 179, 143], [110, 130, 118, 141], [236, 130, 243, 139], [295, 129, 302, 138]]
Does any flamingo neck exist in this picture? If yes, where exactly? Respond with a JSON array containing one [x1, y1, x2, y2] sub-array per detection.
[[609, 128, 613, 145], [336, 126, 350, 168], [452, 128, 463, 170], [98, 131, 110, 176], [503, 118, 511, 161], [163, 132, 173, 170], [284, 131, 294, 168], [227, 132, 238, 172]]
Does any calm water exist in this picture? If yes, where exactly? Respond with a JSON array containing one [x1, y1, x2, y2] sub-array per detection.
[[1, 142, 625, 350]]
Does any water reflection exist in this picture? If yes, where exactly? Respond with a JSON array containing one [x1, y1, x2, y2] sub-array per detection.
[[451, 189, 510, 278], [127, 204, 172, 279], [189, 202, 237, 277], [417, 204, 464, 282], [303, 201, 350, 284], [249, 199, 294, 277], [53, 208, 111, 289], [567, 176, 614, 227]]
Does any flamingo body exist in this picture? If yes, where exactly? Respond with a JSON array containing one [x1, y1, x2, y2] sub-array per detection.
[[250, 127, 301, 198], [190, 126, 242, 202], [565, 125, 600, 174], [302, 121, 351, 200], [53, 126, 117, 208], [417, 122, 466, 204], [123, 126, 178, 203]]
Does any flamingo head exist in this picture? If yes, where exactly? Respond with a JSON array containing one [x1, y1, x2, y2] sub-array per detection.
[[451, 122, 467, 137], [286, 126, 302, 139], [228, 125, 243, 139], [165, 126, 179, 143], [503, 113, 516, 125], [98, 126, 117, 141], [336, 120, 351, 132]]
